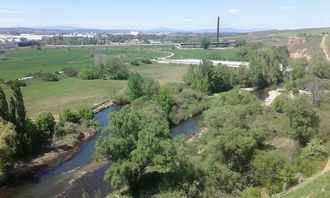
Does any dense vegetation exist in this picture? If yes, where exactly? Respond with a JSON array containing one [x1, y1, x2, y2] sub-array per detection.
[[93, 42, 330, 197], [0, 82, 97, 179], [1, 30, 330, 197], [184, 46, 290, 93]]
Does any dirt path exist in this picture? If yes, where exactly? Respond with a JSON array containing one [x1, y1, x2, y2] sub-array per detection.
[[264, 90, 282, 106], [321, 33, 330, 61], [322, 157, 330, 173]]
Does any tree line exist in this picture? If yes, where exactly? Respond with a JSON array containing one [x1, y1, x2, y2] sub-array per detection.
[[0, 81, 97, 179]]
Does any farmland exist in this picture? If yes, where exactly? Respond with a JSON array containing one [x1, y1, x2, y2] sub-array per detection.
[[0, 47, 170, 80], [0, 47, 190, 117]]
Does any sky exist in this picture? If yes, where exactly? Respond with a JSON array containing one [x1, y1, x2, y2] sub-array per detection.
[[1, 0, 330, 30]]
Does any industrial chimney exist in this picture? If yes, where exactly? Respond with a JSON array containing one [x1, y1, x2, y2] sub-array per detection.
[[217, 17, 220, 42]]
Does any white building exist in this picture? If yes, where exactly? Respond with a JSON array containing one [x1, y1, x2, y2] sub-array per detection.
[[130, 31, 139, 36]]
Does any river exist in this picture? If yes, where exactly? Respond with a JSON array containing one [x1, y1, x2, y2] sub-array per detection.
[[1, 107, 203, 198]]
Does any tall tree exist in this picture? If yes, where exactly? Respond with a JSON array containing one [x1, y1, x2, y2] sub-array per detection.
[[11, 82, 26, 134], [287, 97, 319, 146], [127, 73, 144, 101], [0, 87, 9, 121], [95, 103, 180, 196], [8, 97, 16, 127]]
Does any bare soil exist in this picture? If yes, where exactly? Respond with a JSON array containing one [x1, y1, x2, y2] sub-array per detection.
[[321, 33, 330, 61], [288, 36, 312, 60]]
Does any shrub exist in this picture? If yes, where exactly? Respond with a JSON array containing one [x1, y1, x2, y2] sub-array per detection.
[[201, 37, 211, 49], [286, 97, 320, 146], [241, 187, 261, 198], [54, 122, 77, 137], [127, 73, 159, 101], [300, 138, 328, 161], [102, 58, 129, 80], [311, 60, 330, 79], [273, 94, 287, 113], [141, 58, 152, 64], [78, 107, 93, 120], [63, 67, 78, 77], [60, 109, 80, 123], [35, 112, 56, 143], [0, 118, 16, 177], [39, 72, 59, 81], [32, 72, 59, 81], [78, 66, 101, 80], [251, 150, 286, 193], [130, 59, 140, 66], [278, 164, 300, 190]]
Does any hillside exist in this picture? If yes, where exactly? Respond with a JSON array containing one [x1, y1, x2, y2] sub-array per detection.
[[276, 171, 330, 198], [228, 27, 330, 61]]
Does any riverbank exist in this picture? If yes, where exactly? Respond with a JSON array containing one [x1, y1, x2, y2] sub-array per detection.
[[1, 101, 116, 185], [59, 113, 204, 197], [6, 126, 100, 182]]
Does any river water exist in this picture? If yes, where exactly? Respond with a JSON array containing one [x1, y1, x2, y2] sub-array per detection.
[[1, 107, 203, 198]]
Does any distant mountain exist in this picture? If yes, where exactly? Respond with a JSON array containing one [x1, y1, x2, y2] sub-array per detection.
[[35, 26, 84, 31], [148, 27, 188, 33], [147, 27, 270, 34], [0, 26, 299, 35], [195, 28, 270, 33]]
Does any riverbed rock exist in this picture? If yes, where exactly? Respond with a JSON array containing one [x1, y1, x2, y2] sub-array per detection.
[[93, 101, 115, 114]]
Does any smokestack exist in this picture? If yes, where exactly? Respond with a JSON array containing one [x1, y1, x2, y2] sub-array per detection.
[[217, 17, 220, 42]]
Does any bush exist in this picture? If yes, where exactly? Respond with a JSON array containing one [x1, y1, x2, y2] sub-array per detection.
[[114, 87, 130, 105], [39, 72, 59, 81], [78, 107, 93, 120], [141, 58, 152, 64], [153, 89, 175, 115], [286, 97, 320, 146], [0, 118, 16, 177], [311, 60, 330, 79], [273, 94, 287, 113], [127, 73, 160, 101], [63, 67, 78, 77], [241, 187, 261, 198], [78, 66, 101, 80], [201, 37, 211, 49], [251, 150, 286, 193], [300, 138, 328, 161], [130, 59, 140, 66], [32, 72, 59, 81], [54, 122, 77, 137], [169, 88, 209, 125], [60, 109, 80, 123], [102, 58, 129, 80], [35, 112, 56, 143]]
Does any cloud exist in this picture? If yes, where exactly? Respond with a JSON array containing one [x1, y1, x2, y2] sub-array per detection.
[[278, 6, 296, 10], [229, 9, 240, 13]]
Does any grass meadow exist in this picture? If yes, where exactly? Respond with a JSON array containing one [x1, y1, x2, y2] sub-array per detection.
[[0, 46, 188, 118]]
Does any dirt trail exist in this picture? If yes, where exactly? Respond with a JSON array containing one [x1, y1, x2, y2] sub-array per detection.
[[321, 33, 330, 61], [322, 157, 330, 173]]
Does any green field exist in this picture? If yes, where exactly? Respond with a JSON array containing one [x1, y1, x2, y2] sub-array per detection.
[[0, 46, 240, 117], [0, 47, 169, 80], [2, 61, 187, 118]]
